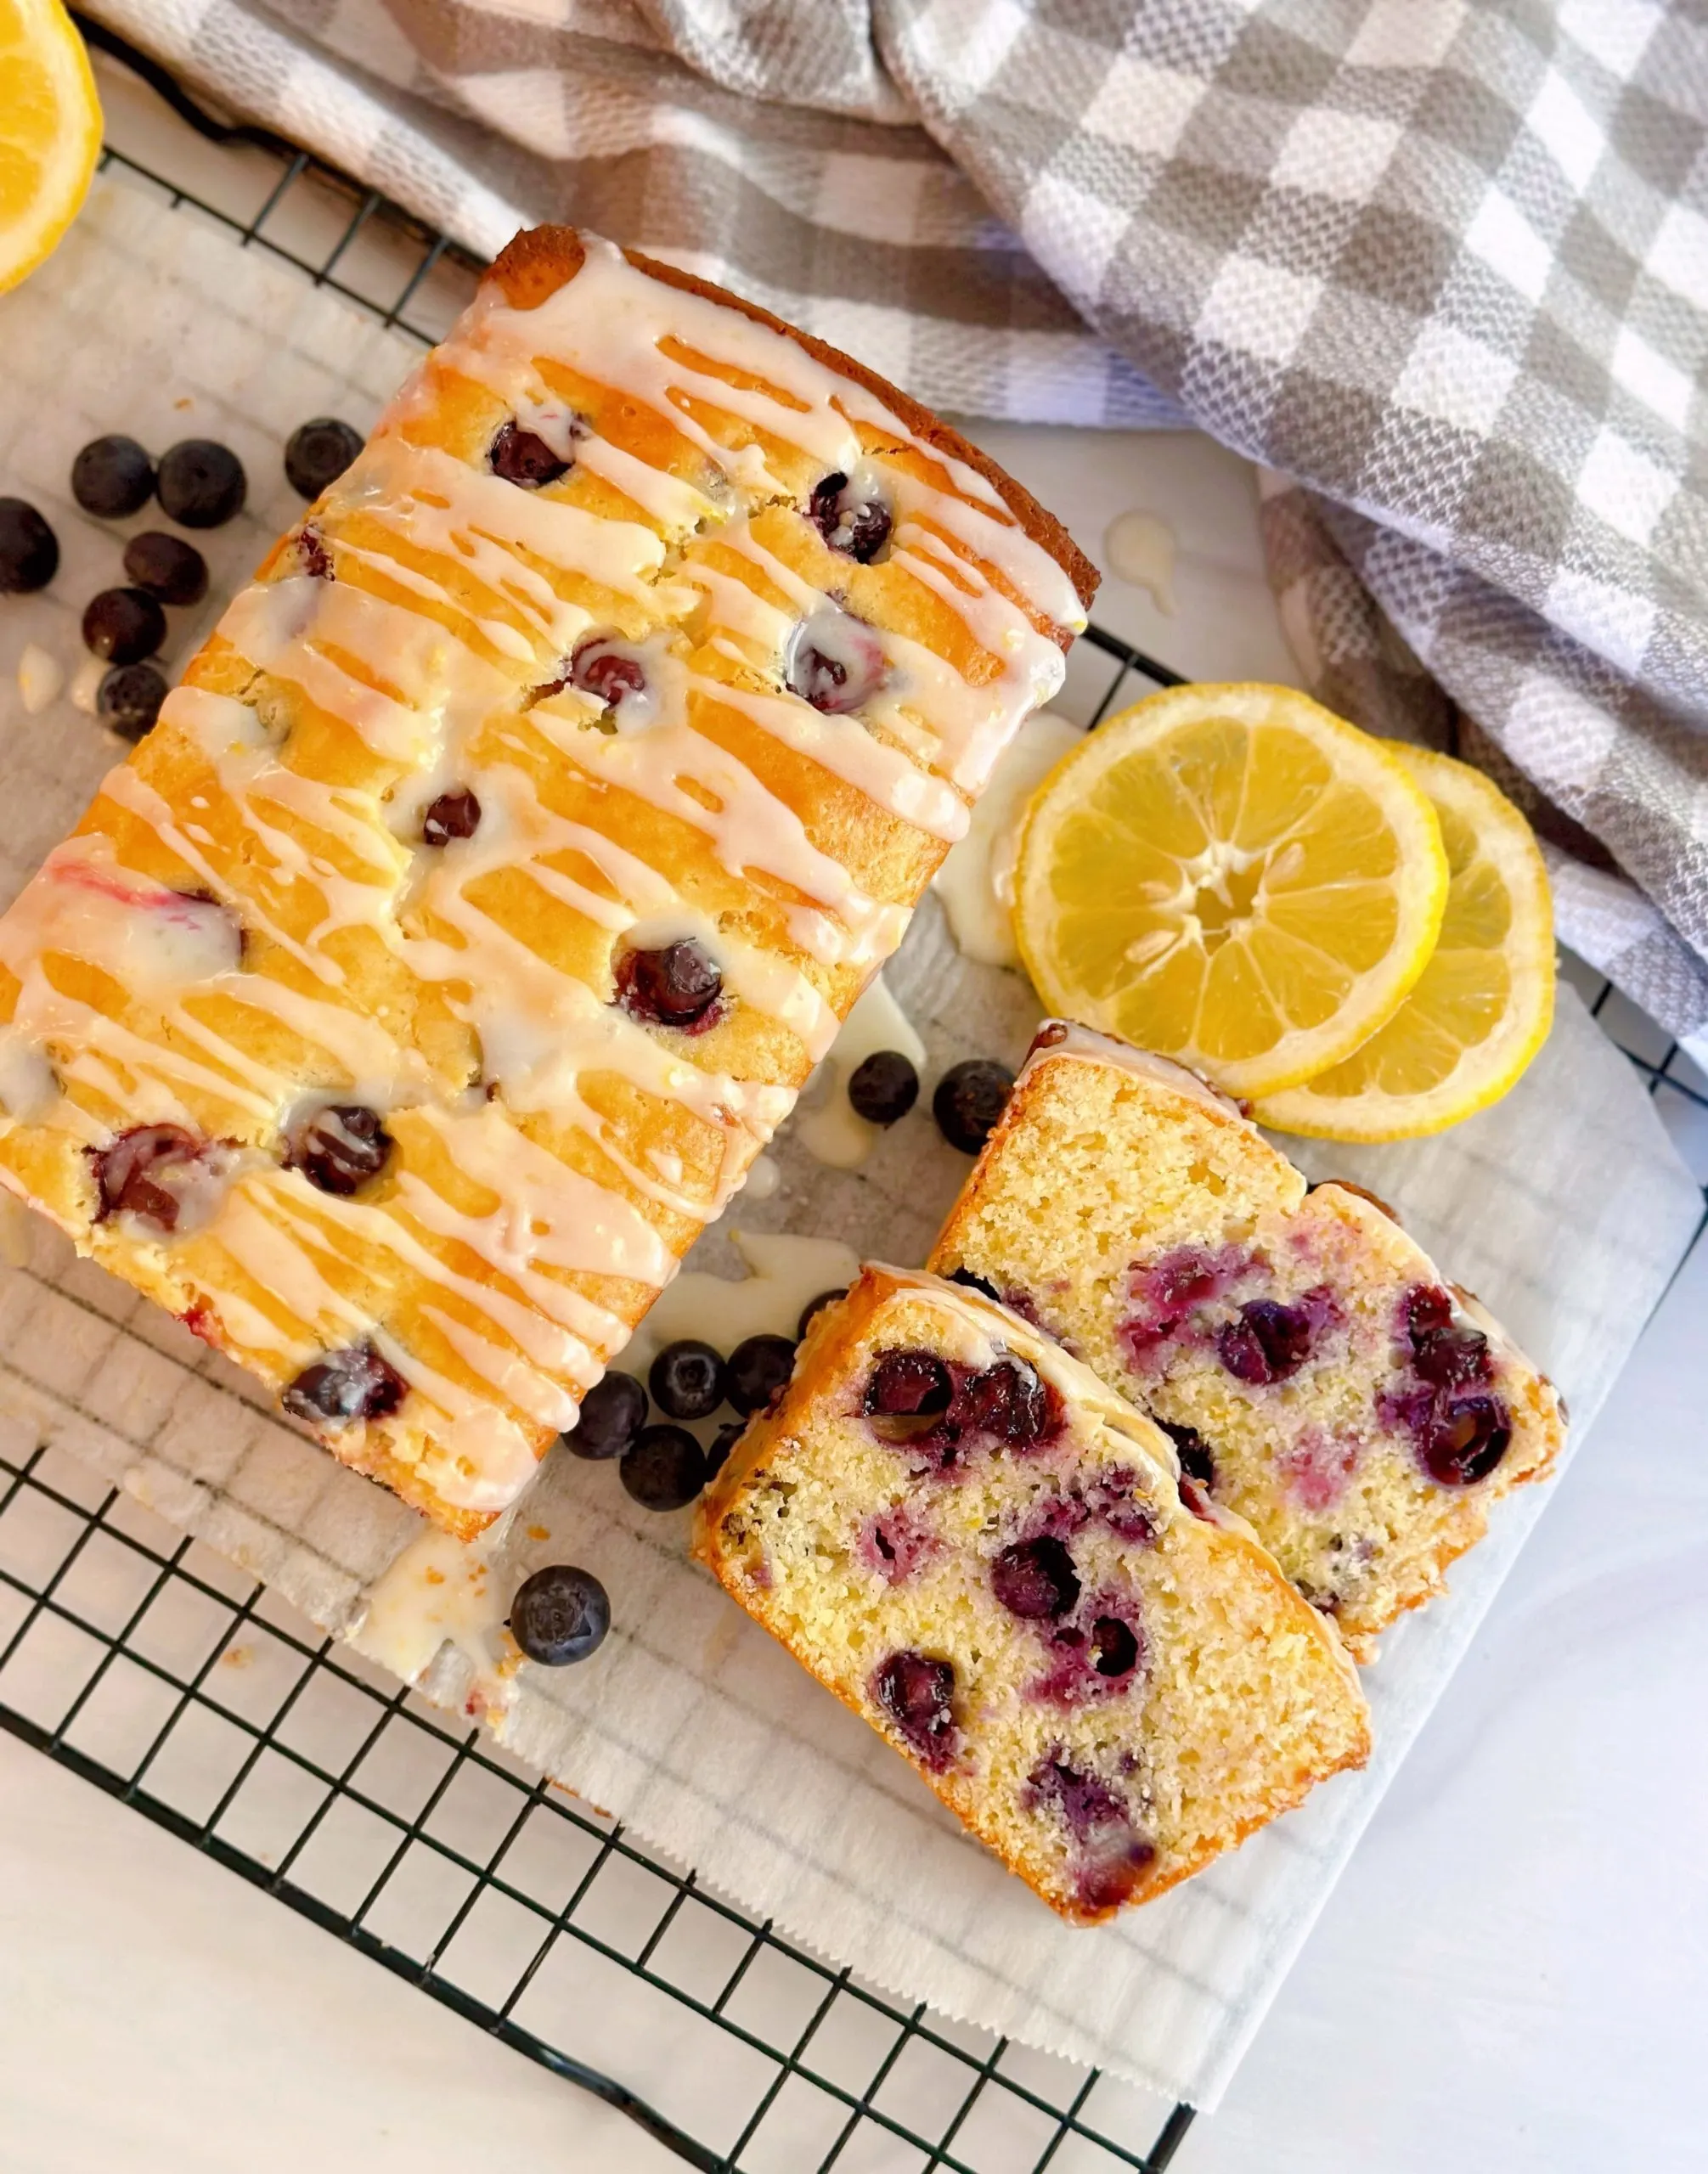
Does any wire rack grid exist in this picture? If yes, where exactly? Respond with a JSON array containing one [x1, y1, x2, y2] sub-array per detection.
[[5, 25, 1707, 2174]]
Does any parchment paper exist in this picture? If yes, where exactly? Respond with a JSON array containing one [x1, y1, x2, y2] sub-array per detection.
[[0, 178, 1700, 2110]]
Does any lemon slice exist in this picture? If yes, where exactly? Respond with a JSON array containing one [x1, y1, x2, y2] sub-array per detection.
[[1013, 682, 1448, 1098], [1254, 744, 1553, 1140], [0, 0, 101, 297]]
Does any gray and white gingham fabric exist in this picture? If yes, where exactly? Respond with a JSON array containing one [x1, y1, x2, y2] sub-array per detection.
[[93, 0, 1708, 1058]]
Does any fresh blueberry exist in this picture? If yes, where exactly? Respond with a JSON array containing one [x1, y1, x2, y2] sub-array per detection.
[[567, 1371, 647, 1461], [991, 1535, 1080, 1619], [82, 587, 165, 665], [705, 1420, 744, 1479], [122, 531, 208, 606], [1421, 1394, 1512, 1487], [282, 1341, 407, 1425], [91, 1124, 203, 1229], [157, 440, 246, 528], [946, 1266, 1000, 1302], [796, 1287, 846, 1338], [621, 1422, 708, 1511], [0, 499, 59, 593], [932, 1059, 1013, 1154], [1090, 1615, 1141, 1678], [650, 1338, 726, 1421], [489, 420, 570, 488], [509, 1563, 610, 1664], [725, 1332, 795, 1416], [422, 788, 481, 846], [848, 1050, 918, 1126], [285, 417, 364, 500], [615, 940, 722, 1032], [1156, 1417, 1216, 1490], [871, 1649, 957, 1769], [807, 471, 891, 562], [1217, 1298, 1313, 1386], [71, 436, 155, 519], [864, 1348, 951, 1417], [97, 662, 169, 742], [288, 1103, 393, 1196]]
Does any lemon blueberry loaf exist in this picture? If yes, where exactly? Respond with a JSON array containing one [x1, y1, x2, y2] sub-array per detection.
[[929, 1024, 1565, 1657], [695, 1265, 1369, 1922], [0, 227, 1096, 1535]]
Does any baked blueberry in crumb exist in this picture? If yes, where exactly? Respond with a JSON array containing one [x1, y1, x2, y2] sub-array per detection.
[[91, 1125, 228, 1232], [797, 1287, 846, 1338], [726, 1332, 795, 1416], [0, 499, 59, 593], [283, 1341, 407, 1425], [864, 1348, 952, 1416], [422, 787, 481, 845], [848, 1050, 918, 1125], [82, 587, 166, 665], [97, 662, 168, 742], [1404, 1283, 1492, 1388], [1420, 1394, 1512, 1486], [71, 436, 155, 519], [568, 1372, 647, 1461], [872, 1649, 957, 1769], [1025, 1755, 1155, 1912], [1156, 1417, 1216, 1490], [488, 420, 569, 488], [285, 418, 364, 499], [1217, 1298, 1313, 1385], [785, 606, 887, 713], [569, 635, 648, 711], [807, 471, 891, 561], [615, 940, 722, 1032], [288, 1104, 393, 1196], [296, 526, 334, 581], [621, 1422, 708, 1511], [510, 1564, 610, 1664], [157, 439, 246, 528], [954, 1356, 1059, 1449], [991, 1535, 1080, 1620], [1091, 1615, 1141, 1678], [123, 532, 208, 606], [933, 1059, 1014, 1153], [650, 1338, 726, 1421], [946, 1266, 1000, 1301]]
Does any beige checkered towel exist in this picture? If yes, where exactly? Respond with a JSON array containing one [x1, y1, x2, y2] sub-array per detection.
[[93, 0, 1708, 1060]]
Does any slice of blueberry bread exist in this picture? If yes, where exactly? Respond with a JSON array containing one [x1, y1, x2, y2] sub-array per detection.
[[929, 1023, 1566, 1659], [694, 1265, 1369, 1923]]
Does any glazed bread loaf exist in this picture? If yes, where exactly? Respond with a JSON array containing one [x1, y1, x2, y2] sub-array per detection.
[[0, 228, 1096, 1535], [695, 1265, 1369, 1923], [929, 1024, 1565, 1657]]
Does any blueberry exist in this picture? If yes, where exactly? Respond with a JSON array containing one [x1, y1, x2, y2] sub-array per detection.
[[864, 1348, 951, 1416], [848, 1050, 918, 1126], [285, 417, 364, 500], [706, 1419, 744, 1479], [92, 1124, 203, 1229], [489, 420, 570, 488], [1404, 1283, 1491, 1390], [616, 940, 722, 1032], [1157, 1417, 1215, 1490], [991, 1535, 1080, 1620], [621, 1422, 707, 1511], [933, 1059, 1013, 1154], [797, 1287, 846, 1338], [1421, 1394, 1512, 1487], [871, 1649, 957, 1770], [0, 499, 59, 593], [157, 440, 246, 528], [946, 1266, 1000, 1302], [509, 1563, 610, 1664], [122, 531, 207, 606], [785, 607, 887, 714], [807, 471, 891, 562], [955, 1357, 1060, 1449], [650, 1338, 725, 1421], [97, 662, 168, 742], [725, 1332, 795, 1416], [288, 1103, 393, 1196], [82, 587, 166, 666], [570, 635, 647, 710], [422, 787, 481, 846], [282, 1341, 407, 1425], [1217, 1298, 1313, 1386], [1090, 1615, 1141, 1678], [71, 436, 155, 519], [296, 527, 334, 581], [567, 1371, 646, 1460]]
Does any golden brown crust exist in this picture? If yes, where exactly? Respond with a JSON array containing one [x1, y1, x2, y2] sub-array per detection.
[[487, 225, 1101, 628]]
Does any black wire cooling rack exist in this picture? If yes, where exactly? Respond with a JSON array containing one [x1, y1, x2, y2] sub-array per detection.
[[4, 25, 1707, 2174]]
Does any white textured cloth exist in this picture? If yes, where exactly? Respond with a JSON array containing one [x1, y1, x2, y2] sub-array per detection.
[[89, 0, 1708, 1056]]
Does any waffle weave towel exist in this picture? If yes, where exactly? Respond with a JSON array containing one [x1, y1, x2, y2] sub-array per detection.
[[91, 0, 1708, 1059]]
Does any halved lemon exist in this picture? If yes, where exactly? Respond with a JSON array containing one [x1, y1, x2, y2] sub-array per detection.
[[1012, 683, 1448, 1098], [0, 0, 101, 297], [1254, 744, 1553, 1140]]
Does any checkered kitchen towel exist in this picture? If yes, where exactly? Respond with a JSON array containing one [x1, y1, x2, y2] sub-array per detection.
[[93, 0, 1708, 1059]]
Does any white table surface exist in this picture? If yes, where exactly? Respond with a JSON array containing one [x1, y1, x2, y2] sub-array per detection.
[[3, 46, 1706, 2174]]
